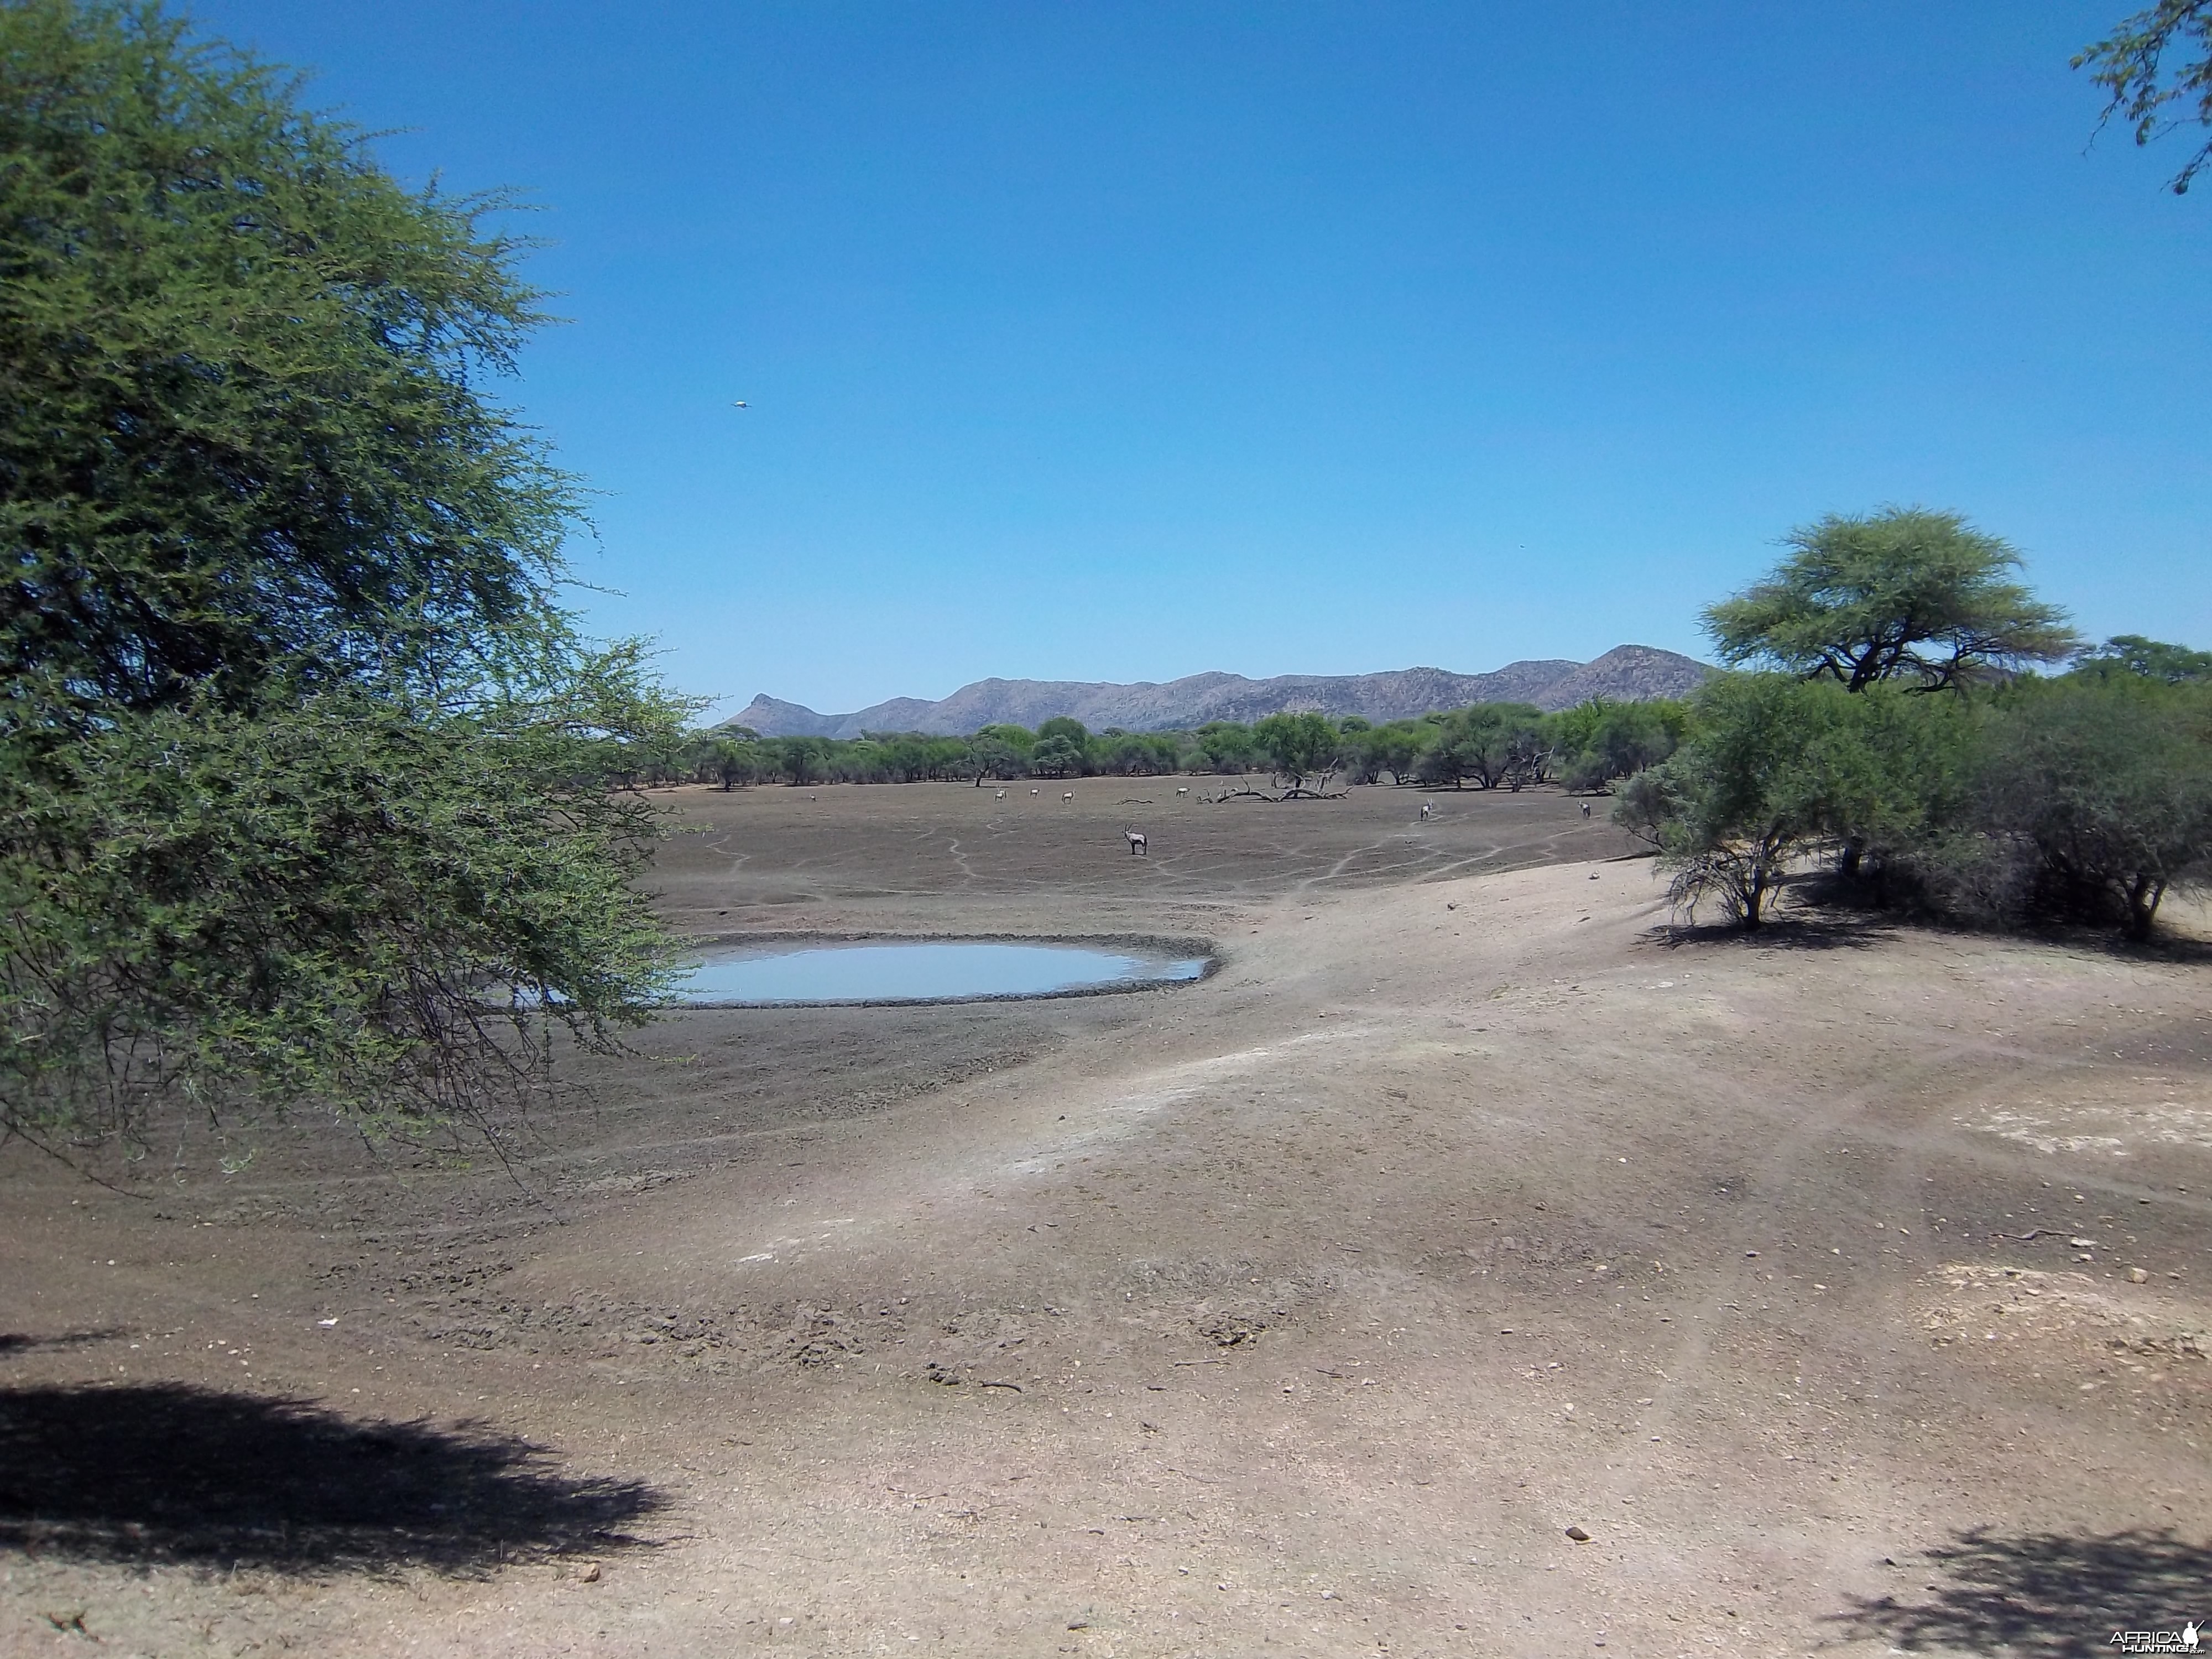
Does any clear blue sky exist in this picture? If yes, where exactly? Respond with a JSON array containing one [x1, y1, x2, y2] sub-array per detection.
[[190, 1, 2209, 718]]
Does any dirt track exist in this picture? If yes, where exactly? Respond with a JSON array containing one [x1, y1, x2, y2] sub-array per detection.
[[2, 782, 2208, 1657]]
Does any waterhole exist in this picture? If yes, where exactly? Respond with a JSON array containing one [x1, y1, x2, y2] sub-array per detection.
[[674, 938, 1212, 1008]]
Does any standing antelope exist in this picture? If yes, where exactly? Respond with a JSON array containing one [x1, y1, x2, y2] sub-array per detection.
[[1126, 830, 1147, 855], [1031, 786, 1040, 795], [995, 788, 1006, 799], [1580, 802, 1592, 818], [1063, 791, 1073, 804], [1420, 800, 1434, 820], [1176, 786, 1188, 797]]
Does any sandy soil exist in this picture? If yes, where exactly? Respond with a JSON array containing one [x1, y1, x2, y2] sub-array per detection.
[[1, 781, 2208, 1657]]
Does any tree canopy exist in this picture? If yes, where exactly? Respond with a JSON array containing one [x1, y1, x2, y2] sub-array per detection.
[[2078, 1, 2212, 192], [1702, 508, 2079, 692], [1, 2, 688, 1155], [2075, 634, 2212, 684], [1637, 539, 2210, 940], [1251, 711, 1341, 794]]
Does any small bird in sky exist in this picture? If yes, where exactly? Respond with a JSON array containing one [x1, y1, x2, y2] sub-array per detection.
[[731, 400, 748, 408]]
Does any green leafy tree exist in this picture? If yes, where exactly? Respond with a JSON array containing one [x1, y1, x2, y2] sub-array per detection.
[[1552, 700, 1686, 792], [694, 733, 765, 789], [1418, 703, 1546, 789], [0, 2, 693, 1150], [1187, 722, 1258, 774], [1966, 677, 2212, 939], [1030, 735, 1083, 778], [1630, 676, 1886, 928], [1094, 732, 1177, 776], [1253, 711, 1342, 795], [2078, 1, 2212, 192], [965, 733, 1022, 784], [1355, 721, 1427, 785], [2074, 634, 2212, 684], [1036, 716, 1089, 747], [1703, 509, 2079, 692], [771, 737, 830, 785]]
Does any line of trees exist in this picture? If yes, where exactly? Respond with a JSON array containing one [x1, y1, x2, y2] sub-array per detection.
[[667, 698, 1691, 795], [1623, 508, 2212, 940]]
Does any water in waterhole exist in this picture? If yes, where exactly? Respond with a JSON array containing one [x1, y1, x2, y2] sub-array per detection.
[[672, 939, 1210, 1006]]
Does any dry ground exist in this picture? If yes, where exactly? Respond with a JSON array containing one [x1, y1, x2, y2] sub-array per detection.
[[1, 781, 2208, 1657]]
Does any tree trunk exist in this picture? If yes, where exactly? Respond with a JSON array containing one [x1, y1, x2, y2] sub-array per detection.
[[1740, 878, 1764, 928], [2124, 874, 2165, 941]]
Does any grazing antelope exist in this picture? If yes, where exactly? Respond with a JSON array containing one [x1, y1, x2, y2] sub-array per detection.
[[995, 788, 1006, 799], [1031, 786, 1040, 795], [1126, 830, 1147, 855], [1176, 786, 1188, 797], [1580, 802, 1592, 818]]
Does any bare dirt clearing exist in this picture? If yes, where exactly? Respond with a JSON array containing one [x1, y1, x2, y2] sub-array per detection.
[[2, 782, 2208, 1656]]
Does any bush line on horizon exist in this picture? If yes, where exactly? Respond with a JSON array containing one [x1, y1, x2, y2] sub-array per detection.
[[670, 700, 1687, 795]]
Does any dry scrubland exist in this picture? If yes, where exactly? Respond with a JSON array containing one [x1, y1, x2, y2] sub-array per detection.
[[1, 781, 2208, 1657]]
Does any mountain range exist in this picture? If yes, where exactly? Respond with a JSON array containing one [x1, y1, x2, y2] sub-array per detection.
[[726, 645, 1710, 739]]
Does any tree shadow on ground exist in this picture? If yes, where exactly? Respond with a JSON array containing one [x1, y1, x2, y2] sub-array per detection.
[[1649, 914, 1900, 952], [1824, 1527, 2210, 1656], [0, 1332, 124, 1357], [0, 1383, 664, 1575]]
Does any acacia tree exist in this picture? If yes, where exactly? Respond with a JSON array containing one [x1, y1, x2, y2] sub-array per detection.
[[1552, 700, 1685, 791], [774, 737, 830, 785], [1186, 721, 1258, 774], [1703, 508, 2077, 877], [1355, 721, 1426, 785], [2078, 1, 2212, 192], [1635, 677, 1861, 928], [1969, 676, 2212, 940], [2075, 634, 2212, 682], [1030, 735, 1083, 778], [0, 2, 691, 1155], [1253, 712, 1342, 797], [1703, 509, 2078, 693], [965, 734, 1022, 784], [1416, 703, 1547, 789]]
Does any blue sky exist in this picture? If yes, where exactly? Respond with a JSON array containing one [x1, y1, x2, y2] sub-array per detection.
[[191, 2, 2209, 718]]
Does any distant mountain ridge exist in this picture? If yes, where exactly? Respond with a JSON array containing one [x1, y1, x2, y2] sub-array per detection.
[[727, 645, 1710, 739]]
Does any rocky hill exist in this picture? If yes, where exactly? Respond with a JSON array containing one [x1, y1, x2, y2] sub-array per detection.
[[726, 644, 1710, 739]]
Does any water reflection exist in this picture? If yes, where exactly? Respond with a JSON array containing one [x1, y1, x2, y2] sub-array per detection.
[[675, 940, 1208, 1006]]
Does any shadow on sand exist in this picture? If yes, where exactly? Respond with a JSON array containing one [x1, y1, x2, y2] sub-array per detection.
[[1824, 1527, 2210, 1656], [1650, 914, 1901, 952], [0, 1331, 126, 1358], [0, 1382, 665, 1574]]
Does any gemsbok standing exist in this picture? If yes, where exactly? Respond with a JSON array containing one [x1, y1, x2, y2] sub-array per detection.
[[1126, 830, 1147, 855]]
